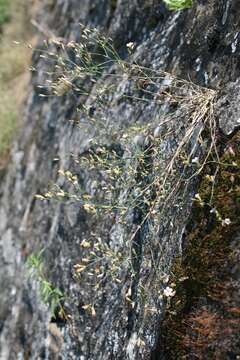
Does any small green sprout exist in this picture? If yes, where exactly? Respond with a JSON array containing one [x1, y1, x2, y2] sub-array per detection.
[[27, 249, 65, 318], [163, 0, 193, 10]]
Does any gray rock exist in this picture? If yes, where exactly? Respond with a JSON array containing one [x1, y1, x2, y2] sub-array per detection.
[[0, 0, 240, 359], [216, 79, 240, 135]]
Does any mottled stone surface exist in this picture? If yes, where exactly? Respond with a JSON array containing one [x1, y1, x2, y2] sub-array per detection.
[[0, 0, 240, 359], [216, 79, 240, 135]]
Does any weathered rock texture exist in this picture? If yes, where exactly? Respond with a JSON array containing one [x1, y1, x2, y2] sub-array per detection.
[[0, 0, 240, 359]]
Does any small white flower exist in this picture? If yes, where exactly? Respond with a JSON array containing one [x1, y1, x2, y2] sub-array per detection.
[[221, 218, 231, 226], [80, 239, 91, 248], [126, 42, 135, 50], [163, 286, 176, 298], [194, 193, 202, 201], [205, 175, 215, 183], [136, 338, 145, 347], [161, 274, 169, 284], [191, 156, 199, 164]]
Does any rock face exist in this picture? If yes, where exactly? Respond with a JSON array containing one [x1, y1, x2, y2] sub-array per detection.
[[0, 1, 240, 359]]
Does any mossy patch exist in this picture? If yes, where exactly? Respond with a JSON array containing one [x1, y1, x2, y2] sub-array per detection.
[[158, 132, 240, 359]]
